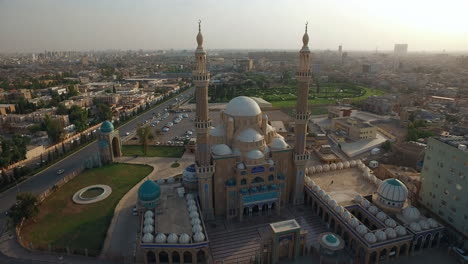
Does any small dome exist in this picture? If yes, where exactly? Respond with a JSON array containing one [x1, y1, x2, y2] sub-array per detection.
[[364, 233, 377, 243], [211, 144, 232, 156], [143, 225, 154, 234], [410, 222, 421, 232], [343, 161, 350, 168], [225, 96, 262, 117], [322, 234, 340, 247], [348, 217, 359, 228], [402, 206, 421, 222], [356, 225, 368, 235], [329, 200, 337, 207], [246, 149, 264, 160], [144, 218, 154, 226], [237, 128, 264, 143], [310, 166, 316, 174], [155, 233, 167, 243], [191, 218, 201, 226], [337, 162, 344, 169], [361, 199, 371, 208], [385, 228, 397, 239], [330, 163, 337, 170], [354, 195, 363, 203], [357, 159, 363, 165], [187, 199, 196, 206], [350, 160, 357, 167], [318, 190, 326, 197], [167, 177, 175, 183], [188, 205, 197, 212], [186, 193, 194, 200], [358, 163, 366, 170], [100, 120, 114, 133], [343, 211, 352, 220], [142, 233, 154, 243], [395, 226, 407, 236], [179, 233, 190, 244], [237, 163, 246, 170], [183, 164, 198, 183], [324, 194, 331, 202], [419, 220, 429, 230], [377, 212, 388, 221], [335, 205, 344, 214], [190, 211, 199, 219], [377, 178, 408, 205], [144, 211, 154, 218], [385, 218, 397, 228], [193, 231, 205, 242], [209, 125, 225, 137], [192, 224, 203, 233], [316, 165, 323, 172], [270, 137, 290, 150], [375, 230, 387, 241], [138, 180, 161, 202], [427, 218, 439, 228], [267, 159, 274, 166], [323, 164, 330, 172], [368, 206, 379, 215], [167, 233, 178, 244], [312, 185, 320, 192]]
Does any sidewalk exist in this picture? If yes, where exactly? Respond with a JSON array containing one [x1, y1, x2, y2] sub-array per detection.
[[100, 152, 195, 260]]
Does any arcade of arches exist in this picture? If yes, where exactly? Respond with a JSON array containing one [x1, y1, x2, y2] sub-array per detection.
[[144, 248, 208, 264]]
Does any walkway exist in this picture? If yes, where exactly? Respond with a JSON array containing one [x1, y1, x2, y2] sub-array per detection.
[[100, 153, 195, 261]]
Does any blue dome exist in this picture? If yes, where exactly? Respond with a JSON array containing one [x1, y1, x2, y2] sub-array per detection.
[[100, 121, 114, 133], [138, 180, 161, 202]]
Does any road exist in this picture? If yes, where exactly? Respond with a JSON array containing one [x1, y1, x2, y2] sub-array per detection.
[[0, 87, 194, 218]]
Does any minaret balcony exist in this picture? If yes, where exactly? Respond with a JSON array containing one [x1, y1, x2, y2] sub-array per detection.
[[195, 120, 212, 131], [192, 72, 210, 82], [295, 112, 310, 121], [294, 153, 310, 164], [196, 164, 215, 176], [295, 71, 312, 78]]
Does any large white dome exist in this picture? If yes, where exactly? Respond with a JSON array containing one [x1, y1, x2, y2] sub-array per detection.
[[211, 144, 232, 156], [377, 178, 408, 206], [236, 128, 264, 142], [270, 137, 290, 150], [225, 96, 262, 117]]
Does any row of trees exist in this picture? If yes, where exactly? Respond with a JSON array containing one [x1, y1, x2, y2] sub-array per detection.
[[0, 135, 30, 168]]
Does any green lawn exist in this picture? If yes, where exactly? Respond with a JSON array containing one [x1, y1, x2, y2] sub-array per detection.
[[21, 163, 153, 254], [271, 98, 335, 108], [121, 145, 185, 158]]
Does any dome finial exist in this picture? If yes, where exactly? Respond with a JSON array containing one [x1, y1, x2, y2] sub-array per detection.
[[198, 19, 201, 33], [196, 19, 203, 47], [302, 21, 309, 47], [305, 21, 308, 33]]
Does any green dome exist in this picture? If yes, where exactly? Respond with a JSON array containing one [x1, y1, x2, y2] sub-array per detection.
[[325, 234, 338, 244], [100, 121, 114, 133], [138, 180, 161, 202], [385, 178, 403, 186]]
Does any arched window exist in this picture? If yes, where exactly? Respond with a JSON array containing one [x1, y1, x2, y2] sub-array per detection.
[[268, 175, 274, 181], [251, 177, 265, 184]]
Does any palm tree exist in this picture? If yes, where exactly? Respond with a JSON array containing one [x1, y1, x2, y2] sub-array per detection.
[[136, 125, 154, 155]]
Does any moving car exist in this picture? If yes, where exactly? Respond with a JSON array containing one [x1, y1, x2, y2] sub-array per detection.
[[57, 169, 65, 175]]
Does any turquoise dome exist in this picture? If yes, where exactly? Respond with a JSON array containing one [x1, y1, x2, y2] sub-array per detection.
[[138, 180, 161, 202], [100, 121, 114, 133]]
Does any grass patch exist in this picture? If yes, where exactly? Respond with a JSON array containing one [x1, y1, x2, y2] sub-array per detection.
[[20, 163, 153, 254], [271, 98, 335, 108], [121, 145, 185, 158]]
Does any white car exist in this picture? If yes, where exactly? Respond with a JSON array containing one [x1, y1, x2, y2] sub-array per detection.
[[125, 132, 130, 136], [57, 169, 65, 175], [167, 122, 173, 127], [174, 118, 181, 124], [162, 127, 170, 132]]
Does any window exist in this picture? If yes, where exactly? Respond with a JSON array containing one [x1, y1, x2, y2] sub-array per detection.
[[241, 179, 247, 185], [268, 175, 274, 181]]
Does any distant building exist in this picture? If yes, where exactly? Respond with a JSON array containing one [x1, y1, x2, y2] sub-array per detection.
[[0, 104, 16, 115], [419, 136, 468, 237], [394, 44, 408, 55], [328, 106, 355, 119], [331, 117, 377, 141], [236, 58, 254, 72]]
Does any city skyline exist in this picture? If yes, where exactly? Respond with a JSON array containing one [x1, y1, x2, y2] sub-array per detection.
[[1, 0, 467, 53]]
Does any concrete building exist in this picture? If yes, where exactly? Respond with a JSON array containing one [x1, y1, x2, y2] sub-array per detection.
[[0, 104, 16, 115], [236, 58, 254, 72], [328, 106, 355, 119], [331, 117, 377, 141], [419, 136, 468, 237]]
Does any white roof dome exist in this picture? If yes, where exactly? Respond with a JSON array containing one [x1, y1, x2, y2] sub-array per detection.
[[144, 218, 154, 225], [395, 226, 407, 236], [179, 233, 190, 244], [385, 218, 397, 228], [225, 96, 262, 117], [375, 230, 387, 241], [402, 206, 421, 222], [209, 125, 225, 137], [377, 211, 388, 221], [354, 195, 363, 203], [385, 228, 397, 239], [330, 163, 337, 170], [190, 211, 199, 219], [318, 190, 326, 197], [187, 199, 196, 206], [329, 200, 337, 207], [144, 210, 154, 218], [188, 205, 198, 212], [343, 161, 350, 168], [310, 166, 316, 174], [191, 217, 201, 226], [155, 233, 167, 243], [419, 220, 430, 230], [348, 217, 360, 228], [364, 233, 377, 243], [193, 231, 205, 242], [313, 185, 320, 192], [358, 163, 366, 170], [143, 225, 154, 234], [377, 178, 408, 204], [336, 162, 344, 169], [357, 159, 363, 165], [343, 211, 352, 220], [246, 149, 264, 160], [356, 225, 368, 235], [316, 165, 323, 172], [368, 206, 379, 215], [192, 224, 203, 233], [427, 218, 439, 228], [236, 162, 245, 170], [142, 233, 154, 243], [267, 159, 274, 166], [323, 164, 330, 171], [410, 222, 422, 232], [270, 137, 290, 150], [335, 205, 345, 214], [167, 233, 178, 244], [211, 144, 232, 156], [350, 160, 357, 167], [361, 199, 371, 208], [236, 128, 264, 142], [324, 194, 331, 202]]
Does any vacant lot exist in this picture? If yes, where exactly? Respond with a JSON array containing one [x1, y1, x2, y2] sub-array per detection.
[[21, 163, 153, 254]]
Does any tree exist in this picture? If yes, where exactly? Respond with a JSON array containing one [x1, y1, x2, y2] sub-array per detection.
[[67, 85, 79, 98], [43, 115, 64, 144], [95, 103, 112, 122], [136, 125, 154, 155], [69, 105, 88, 132], [56, 103, 68, 115], [8, 192, 39, 226], [381, 140, 392, 151]]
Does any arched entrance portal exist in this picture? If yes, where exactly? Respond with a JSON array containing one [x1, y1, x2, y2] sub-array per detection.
[[112, 137, 121, 157], [159, 251, 169, 264], [197, 250, 206, 264], [147, 251, 156, 264]]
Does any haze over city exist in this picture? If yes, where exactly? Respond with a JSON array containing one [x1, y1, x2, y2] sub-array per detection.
[[1, 0, 467, 53]]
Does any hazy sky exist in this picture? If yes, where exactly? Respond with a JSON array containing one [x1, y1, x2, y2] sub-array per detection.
[[1, 0, 467, 53]]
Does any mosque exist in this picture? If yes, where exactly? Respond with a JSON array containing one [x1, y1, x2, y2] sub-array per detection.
[[134, 23, 445, 264]]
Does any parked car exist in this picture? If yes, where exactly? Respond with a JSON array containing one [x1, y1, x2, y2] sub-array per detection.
[[162, 127, 170, 132], [57, 169, 65, 175], [125, 132, 130, 136]]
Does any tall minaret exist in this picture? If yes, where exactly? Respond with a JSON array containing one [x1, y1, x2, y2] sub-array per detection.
[[193, 20, 215, 220], [292, 22, 312, 205]]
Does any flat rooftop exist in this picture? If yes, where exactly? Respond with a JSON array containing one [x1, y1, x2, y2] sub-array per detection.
[[312, 167, 377, 206], [270, 219, 300, 233], [155, 183, 193, 235]]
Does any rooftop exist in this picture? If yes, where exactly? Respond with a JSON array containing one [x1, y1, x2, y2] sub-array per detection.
[[155, 184, 192, 235], [270, 219, 300, 233]]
